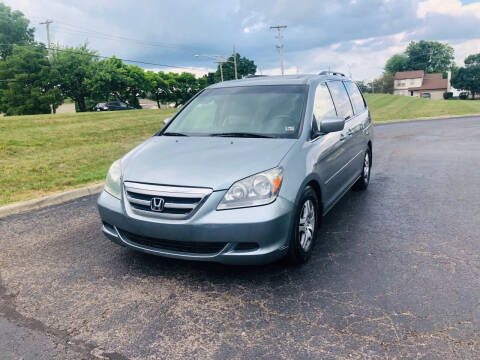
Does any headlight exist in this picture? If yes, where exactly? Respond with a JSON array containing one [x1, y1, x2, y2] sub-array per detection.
[[217, 167, 283, 210], [104, 159, 122, 199]]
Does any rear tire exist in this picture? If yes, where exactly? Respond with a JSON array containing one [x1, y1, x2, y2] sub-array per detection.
[[353, 149, 371, 191], [287, 186, 319, 265]]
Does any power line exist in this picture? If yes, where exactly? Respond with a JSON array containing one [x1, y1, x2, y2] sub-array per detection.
[[0, 43, 211, 71], [50, 20, 208, 52]]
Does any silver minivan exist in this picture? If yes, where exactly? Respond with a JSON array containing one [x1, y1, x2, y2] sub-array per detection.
[[97, 73, 373, 265]]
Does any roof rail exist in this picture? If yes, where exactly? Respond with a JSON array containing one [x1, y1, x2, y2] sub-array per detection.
[[244, 74, 268, 78], [319, 71, 346, 77]]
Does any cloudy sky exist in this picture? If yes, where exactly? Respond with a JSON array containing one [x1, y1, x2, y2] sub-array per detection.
[[4, 0, 480, 80]]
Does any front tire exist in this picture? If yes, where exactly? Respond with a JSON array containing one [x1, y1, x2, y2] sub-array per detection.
[[287, 186, 319, 265], [353, 149, 371, 191]]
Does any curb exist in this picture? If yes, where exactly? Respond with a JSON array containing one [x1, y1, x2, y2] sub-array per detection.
[[0, 183, 104, 219], [374, 113, 480, 126]]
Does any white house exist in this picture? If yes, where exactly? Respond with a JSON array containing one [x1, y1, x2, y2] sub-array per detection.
[[394, 70, 451, 100]]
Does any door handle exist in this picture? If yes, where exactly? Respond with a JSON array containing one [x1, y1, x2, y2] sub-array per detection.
[[347, 128, 354, 136], [339, 133, 347, 141]]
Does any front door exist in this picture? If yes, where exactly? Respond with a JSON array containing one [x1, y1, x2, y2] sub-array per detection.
[[323, 81, 358, 206]]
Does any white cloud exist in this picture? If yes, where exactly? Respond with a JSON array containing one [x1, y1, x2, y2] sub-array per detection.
[[418, 0, 480, 18], [4, 0, 480, 81]]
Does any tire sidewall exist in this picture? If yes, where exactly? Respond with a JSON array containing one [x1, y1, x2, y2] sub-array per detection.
[[288, 186, 319, 264], [362, 149, 372, 187]]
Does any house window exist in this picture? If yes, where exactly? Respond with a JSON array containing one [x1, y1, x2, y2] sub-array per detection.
[[409, 79, 415, 85]]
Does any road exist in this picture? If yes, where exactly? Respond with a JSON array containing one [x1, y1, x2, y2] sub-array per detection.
[[1, 116, 480, 359]]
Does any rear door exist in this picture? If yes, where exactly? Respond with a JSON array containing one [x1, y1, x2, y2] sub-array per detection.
[[343, 81, 369, 178]]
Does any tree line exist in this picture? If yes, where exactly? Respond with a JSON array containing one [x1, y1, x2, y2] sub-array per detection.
[[362, 40, 480, 99], [0, 3, 257, 116]]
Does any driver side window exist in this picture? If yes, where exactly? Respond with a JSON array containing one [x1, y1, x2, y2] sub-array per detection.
[[313, 83, 337, 129]]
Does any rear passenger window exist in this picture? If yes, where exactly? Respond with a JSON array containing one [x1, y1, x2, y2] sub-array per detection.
[[327, 81, 353, 120], [344, 81, 366, 114], [313, 83, 337, 129]]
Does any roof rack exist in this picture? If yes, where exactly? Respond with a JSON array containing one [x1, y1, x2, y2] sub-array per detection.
[[319, 71, 346, 77]]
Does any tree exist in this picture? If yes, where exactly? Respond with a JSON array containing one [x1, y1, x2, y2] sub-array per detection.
[[405, 41, 454, 74], [168, 72, 206, 107], [464, 54, 480, 66], [370, 73, 394, 94], [87, 57, 148, 108], [0, 44, 59, 115], [203, 72, 215, 85], [213, 53, 257, 82], [451, 53, 480, 100], [145, 70, 173, 108], [385, 54, 409, 74], [356, 81, 370, 94], [0, 3, 34, 60], [51, 44, 98, 112]]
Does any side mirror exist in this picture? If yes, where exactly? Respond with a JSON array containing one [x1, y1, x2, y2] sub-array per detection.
[[163, 117, 172, 126], [320, 117, 345, 134]]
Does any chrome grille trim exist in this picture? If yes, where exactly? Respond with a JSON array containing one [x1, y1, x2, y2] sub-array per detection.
[[124, 181, 212, 220]]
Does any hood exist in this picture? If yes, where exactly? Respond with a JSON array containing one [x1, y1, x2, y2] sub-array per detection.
[[122, 136, 296, 190]]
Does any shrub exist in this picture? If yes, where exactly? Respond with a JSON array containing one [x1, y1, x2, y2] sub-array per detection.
[[443, 92, 453, 100], [459, 92, 469, 100]]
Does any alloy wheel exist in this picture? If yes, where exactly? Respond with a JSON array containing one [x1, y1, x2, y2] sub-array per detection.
[[298, 199, 315, 251], [363, 152, 370, 183]]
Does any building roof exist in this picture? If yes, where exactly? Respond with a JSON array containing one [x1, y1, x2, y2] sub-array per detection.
[[409, 77, 448, 91], [424, 73, 443, 80], [394, 70, 425, 80]]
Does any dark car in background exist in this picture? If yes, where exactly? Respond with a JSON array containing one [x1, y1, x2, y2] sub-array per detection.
[[93, 101, 135, 111]]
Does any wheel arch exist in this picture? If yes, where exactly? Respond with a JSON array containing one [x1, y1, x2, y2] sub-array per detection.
[[293, 175, 324, 215]]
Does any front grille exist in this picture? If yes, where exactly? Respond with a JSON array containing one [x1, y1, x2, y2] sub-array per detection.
[[118, 229, 227, 254], [124, 181, 212, 219]]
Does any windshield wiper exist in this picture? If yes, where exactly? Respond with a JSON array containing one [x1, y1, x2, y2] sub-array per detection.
[[163, 132, 189, 137], [209, 132, 274, 138]]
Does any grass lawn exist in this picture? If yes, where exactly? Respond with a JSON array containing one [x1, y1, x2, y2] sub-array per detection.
[[365, 94, 480, 122], [1, 95, 480, 205], [0, 109, 175, 205]]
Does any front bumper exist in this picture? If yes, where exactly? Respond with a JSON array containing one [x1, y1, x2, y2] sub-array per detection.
[[97, 190, 295, 265]]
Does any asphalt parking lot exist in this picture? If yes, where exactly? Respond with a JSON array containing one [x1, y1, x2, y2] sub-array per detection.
[[1, 116, 480, 359]]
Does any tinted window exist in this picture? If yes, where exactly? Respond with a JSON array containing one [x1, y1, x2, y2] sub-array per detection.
[[313, 83, 337, 129], [166, 85, 307, 138], [120, 102, 127, 108], [327, 81, 353, 120], [344, 81, 366, 114]]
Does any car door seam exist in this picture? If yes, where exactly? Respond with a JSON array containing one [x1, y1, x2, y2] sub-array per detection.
[[324, 150, 363, 185]]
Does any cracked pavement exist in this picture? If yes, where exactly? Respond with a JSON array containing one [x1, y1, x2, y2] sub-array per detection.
[[1, 116, 480, 359]]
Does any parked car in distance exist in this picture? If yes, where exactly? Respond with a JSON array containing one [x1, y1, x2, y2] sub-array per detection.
[[97, 73, 373, 265], [93, 101, 135, 111]]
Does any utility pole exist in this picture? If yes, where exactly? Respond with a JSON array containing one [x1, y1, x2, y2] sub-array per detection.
[[40, 19, 53, 57], [233, 44, 238, 80], [217, 61, 224, 82], [270, 25, 287, 75], [194, 54, 232, 82]]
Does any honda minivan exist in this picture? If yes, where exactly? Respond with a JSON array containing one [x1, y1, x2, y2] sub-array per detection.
[[97, 73, 373, 265]]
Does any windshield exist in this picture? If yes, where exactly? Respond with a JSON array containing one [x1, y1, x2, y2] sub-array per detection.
[[164, 85, 307, 138]]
